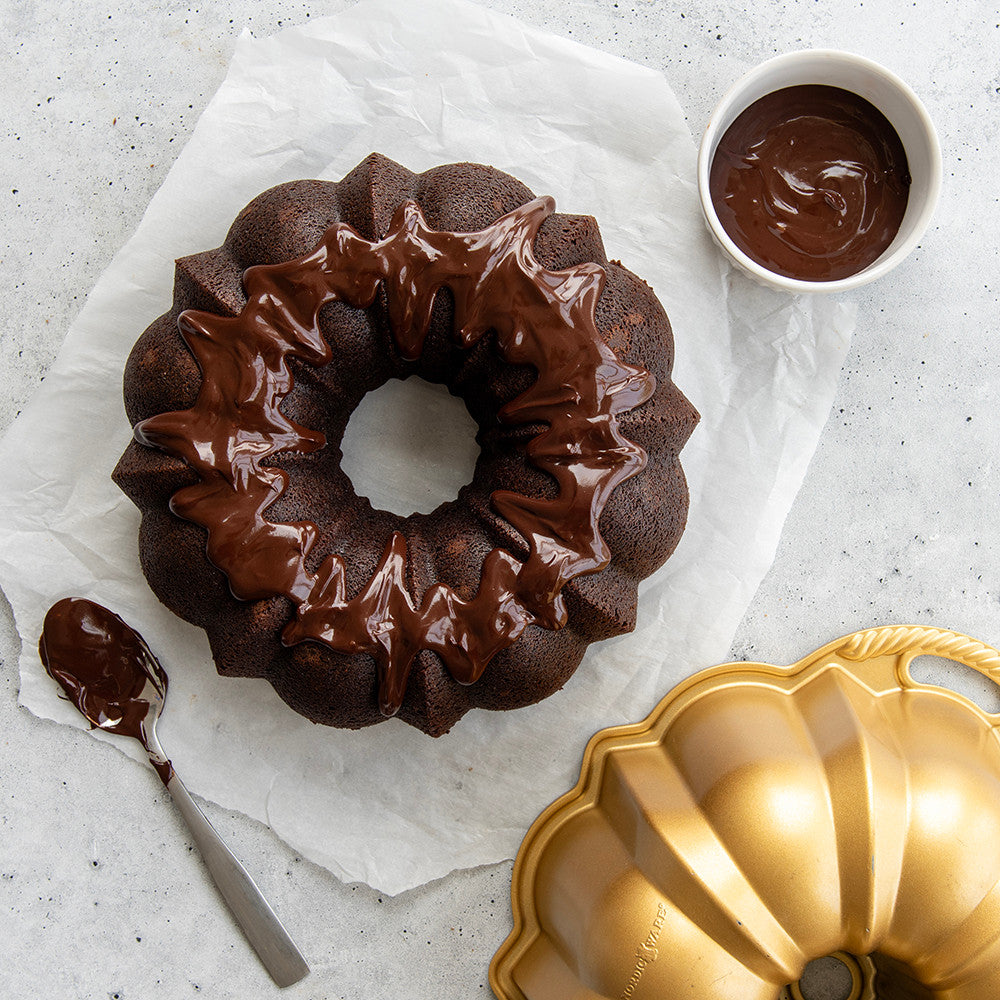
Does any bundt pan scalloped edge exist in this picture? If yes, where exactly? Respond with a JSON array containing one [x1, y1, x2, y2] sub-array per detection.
[[490, 625, 1000, 1000]]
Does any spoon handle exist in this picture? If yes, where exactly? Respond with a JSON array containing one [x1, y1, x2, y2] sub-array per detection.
[[166, 773, 310, 988]]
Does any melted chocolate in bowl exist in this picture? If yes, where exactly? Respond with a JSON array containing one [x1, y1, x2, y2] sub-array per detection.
[[39, 598, 173, 783], [709, 84, 911, 281]]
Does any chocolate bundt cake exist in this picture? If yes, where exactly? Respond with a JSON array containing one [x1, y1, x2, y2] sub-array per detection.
[[112, 153, 698, 736]]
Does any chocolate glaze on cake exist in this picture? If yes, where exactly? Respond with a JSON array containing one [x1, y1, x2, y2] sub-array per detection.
[[113, 154, 698, 736]]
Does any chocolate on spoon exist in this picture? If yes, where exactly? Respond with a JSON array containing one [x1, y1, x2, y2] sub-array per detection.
[[39, 597, 173, 781], [39, 597, 310, 988]]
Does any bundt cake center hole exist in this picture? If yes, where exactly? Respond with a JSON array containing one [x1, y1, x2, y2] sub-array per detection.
[[788, 954, 858, 1000], [340, 376, 480, 516]]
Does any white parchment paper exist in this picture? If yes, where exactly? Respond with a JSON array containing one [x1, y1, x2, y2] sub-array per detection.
[[0, 0, 855, 894]]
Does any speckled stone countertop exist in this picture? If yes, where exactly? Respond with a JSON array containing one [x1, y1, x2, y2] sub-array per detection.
[[3, 2, 999, 998]]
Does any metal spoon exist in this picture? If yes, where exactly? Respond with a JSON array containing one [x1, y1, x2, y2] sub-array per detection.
[[39, 597, 309, 988]]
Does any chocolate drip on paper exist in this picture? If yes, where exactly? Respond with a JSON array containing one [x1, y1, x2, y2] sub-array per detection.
[[39, 598, 174, 784], [135, 197, 655, 717]]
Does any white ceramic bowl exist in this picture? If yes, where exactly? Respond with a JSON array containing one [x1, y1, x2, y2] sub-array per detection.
[[697, 49, 942, 293]]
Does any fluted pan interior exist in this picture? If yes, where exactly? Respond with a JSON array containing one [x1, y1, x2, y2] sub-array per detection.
[[492, 626, 1000, 1000]]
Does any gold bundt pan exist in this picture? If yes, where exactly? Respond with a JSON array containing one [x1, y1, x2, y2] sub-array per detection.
[[491, 626, 1000, 1000]]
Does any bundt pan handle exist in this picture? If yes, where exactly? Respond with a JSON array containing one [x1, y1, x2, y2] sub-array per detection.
[[491, 624, 1000, 1000], [836, 624, 1000, 718]]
